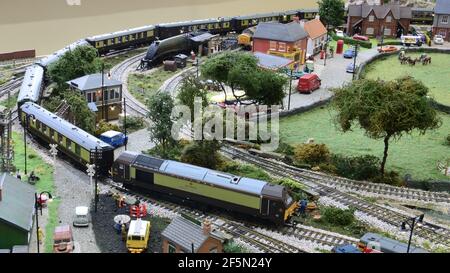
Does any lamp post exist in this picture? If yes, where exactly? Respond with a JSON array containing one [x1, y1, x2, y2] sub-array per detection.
[[123, 97, 127, 151], [401, 214, 425, 253], [101, 63, 105, 121], [352, 44, 359, 80], [288, 69, 293, 111], [35, 191, 53, 253], [380, 26, 385, 51]]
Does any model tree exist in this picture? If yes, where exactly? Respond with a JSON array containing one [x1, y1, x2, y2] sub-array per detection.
[[333, 76, 441, 175], [147, 92, 177, 154], [201, 51, 286, 105], [318, 0, 346, 29], [176, 75, 209, 122]]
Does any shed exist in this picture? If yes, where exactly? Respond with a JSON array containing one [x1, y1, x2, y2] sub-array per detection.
[[174, 54, 188, 68], [161, 216, 225, 253], [0, 173, 35, 250]]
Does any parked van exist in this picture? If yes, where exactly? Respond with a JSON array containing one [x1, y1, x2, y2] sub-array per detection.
[[99, 130, 128, 148], [297, 74, 321, 94], [401, 35, 423, 47], [53, 225, 74, 253]]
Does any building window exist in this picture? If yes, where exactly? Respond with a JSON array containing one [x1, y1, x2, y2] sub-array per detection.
[[439, 30, 447, 37], [110, 89, 115, 100], [269, 41, 277, 51], [369, 15, 374, 22], [384, 28, 391, 36], [115, 90, 120, 99], [386, 16, 391, 23], [168, 242, 177, 253], [92, 92, 97, 102], [278, 42, 286, 52], [366, 27, 374, 35], [442, 16, 449, 24], [87, 93, 92, 103]]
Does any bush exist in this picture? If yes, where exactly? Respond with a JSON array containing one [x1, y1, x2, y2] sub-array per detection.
[[146, 143, 183, 160], [322, 207, 355, 226], [95, 120, 121, 136], [218, 161, 272, 181], [371, 171, 404, 186], [331, 154, 380, 181], [223, 241, 248, 253], [180, 140, 221, 169], [275, 140, 295, 156], [293, 143, 331, 166], [329, 31, 372, 49], [120, 115, 145, 133], [377, 41, 403, 46], [274, 178, 307, 201], [446, 134, 450, 146]]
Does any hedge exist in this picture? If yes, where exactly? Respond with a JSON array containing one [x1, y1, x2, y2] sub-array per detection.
[[377, 41, 403, 46], [329, 31, 373, 49]]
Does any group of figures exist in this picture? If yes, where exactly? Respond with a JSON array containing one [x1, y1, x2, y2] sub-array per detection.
[[399, 51, 432, 66]]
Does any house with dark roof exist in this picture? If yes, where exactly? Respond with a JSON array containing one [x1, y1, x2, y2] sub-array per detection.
[[0, 173, 35, 250], [67, 73, 123, 122], [432, 0, 450, 41], [252, 21, 308, 66], [347, 3, 411, 38], [161, 216, 225, 253], [303, 17, 328, 56]]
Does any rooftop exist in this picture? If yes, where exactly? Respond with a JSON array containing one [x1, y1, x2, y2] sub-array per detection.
[[0, 173, 35, 232], [435, 0, 450, 14], [253, 21, 308, 42], [304, 18, 327, 39], [161, 217, 214, 252], [253, 52, 294, 70], [67, 73, 122, 91], [348, 4, 412, 19]]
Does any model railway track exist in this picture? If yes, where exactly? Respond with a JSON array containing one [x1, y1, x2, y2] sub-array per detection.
[[0, 77, 23, 98], [102, 180, 310, 253], [221, 145, 450, 248]]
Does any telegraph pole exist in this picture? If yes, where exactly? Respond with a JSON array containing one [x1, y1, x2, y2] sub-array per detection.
[[123, 98, 127, 151], [352, 45, 359, 80]]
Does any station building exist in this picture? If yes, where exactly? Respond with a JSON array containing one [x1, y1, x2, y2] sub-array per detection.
[[67, 73, 123, 122]]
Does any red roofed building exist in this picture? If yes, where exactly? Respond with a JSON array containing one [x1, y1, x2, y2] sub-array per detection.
[[252, 21, 308, 66], [303, 17, 328, 56]]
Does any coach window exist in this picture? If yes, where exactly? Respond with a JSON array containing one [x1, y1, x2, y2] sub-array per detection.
[[36, 120, 41, 131], [50, 128, 55, 140], [42, 124, 47, 134], [168, 242, 177, 253], [67, 139, 72, 150], [58, 133, 63, 145], [75, 144, 81, 155]]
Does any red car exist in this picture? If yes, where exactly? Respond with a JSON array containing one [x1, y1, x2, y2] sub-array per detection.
[[353, 34, 369, 41]]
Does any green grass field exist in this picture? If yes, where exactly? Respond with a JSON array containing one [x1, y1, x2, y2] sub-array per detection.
[[363, 53, 450, 106], [12, 132, 57, 252], [279, 106, 450, 181]]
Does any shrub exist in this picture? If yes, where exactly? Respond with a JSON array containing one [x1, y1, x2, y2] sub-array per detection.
[[446, 134, 450, 146], [95, 120, 121, 136], [275, 140, 295, 156], [329, 31, 372, 48], [146, 143, 183, 160], [223, 241, 248, 253], [120, 115, 145, 133], [317, 163, 338, 174], [322, 207, 355, 226], [293, 143, 331, 166], [377, 41, 403, 46], [371, 171, 404, 186], [28, 154, 37, 159], [218, 161, 272, 181], [274, 178, 307, 201], [180, 140, 221, 169], [331, 154, 380, 181]]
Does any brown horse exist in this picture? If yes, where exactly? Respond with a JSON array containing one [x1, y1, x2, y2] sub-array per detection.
[[400, 56, 410, 65], [408, 58, 419, 66], [422, 57, 432, 65]]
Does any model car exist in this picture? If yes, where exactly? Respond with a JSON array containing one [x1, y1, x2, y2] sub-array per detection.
[[336, 30, 344, 37], [73, 206, 90, 227], [346, 62, 356, 73], [352, 34, 369, 41], [378, 46, 398, 53], [344, 48, 357, 58], [434, 35, 444, 45]]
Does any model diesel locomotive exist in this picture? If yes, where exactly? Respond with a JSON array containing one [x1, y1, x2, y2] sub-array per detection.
[[112, 151, 299, 225]]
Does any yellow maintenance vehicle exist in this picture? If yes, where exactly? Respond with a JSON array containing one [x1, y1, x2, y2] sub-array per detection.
[[126, 219, 151, 253]]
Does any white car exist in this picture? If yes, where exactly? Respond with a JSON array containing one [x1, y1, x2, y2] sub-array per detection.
[[336, 30, 344, 37], [73, 206, 90, 227], [434, 35, 444, 45]]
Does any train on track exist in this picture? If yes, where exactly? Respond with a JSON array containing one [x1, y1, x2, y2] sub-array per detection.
[[112, 151, 299, 225]]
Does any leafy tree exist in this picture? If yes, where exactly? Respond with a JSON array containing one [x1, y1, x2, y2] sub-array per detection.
[[201, 51, 286, 105], [147, 92, 176, 153], [47, 45, 103, 89], [318, 0, 345, 29], [333, 77, 441, 174], [180, 140, 221, 169], [176, 75, 209, 122], [322, 207, 355, 226]]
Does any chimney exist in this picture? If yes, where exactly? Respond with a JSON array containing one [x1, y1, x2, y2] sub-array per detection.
[[202, 220, 211, 235]]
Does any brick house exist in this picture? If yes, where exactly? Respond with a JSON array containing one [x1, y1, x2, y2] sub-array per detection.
[[67, 73, 122, 122], [347, 4, 411, 38], [161, 217, 225, 253], [432, 0, 450, 41], [253, 21, 308, 66]]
